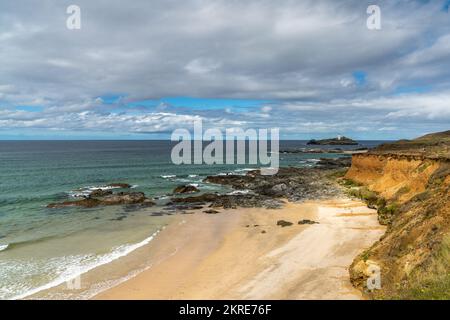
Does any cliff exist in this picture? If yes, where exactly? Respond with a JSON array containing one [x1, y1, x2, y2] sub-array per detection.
[[344, 130, 450, 299]]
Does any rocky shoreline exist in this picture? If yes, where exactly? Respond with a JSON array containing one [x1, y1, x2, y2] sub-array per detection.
[[47, 157, 350, 212]]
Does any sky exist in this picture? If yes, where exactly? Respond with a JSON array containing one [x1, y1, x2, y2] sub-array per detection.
[[0, 0, 450, 140]]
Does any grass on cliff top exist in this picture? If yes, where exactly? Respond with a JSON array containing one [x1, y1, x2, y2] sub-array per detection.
[[372, 130, 450, 158], [395, 234, 450, 300]]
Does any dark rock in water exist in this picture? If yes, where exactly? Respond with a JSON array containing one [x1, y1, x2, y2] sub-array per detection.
[[90, 189, 113, 197], [277, 220, 293, 227], [261, 230, 267, 234], [298, 219, 319, 225], [204, 209, 219, 214], [96, 192, 147, 205], [47, 191, 154, 208], [173, 185, 200, 194], [47, 198, 101, 208], [307, 136, 358, 145], [108, 183, 132, 188]]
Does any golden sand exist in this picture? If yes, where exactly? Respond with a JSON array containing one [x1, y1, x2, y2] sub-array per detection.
[[94, 198, 385, 300]]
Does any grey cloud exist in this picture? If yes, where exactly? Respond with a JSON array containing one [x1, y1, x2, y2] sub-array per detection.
[[0, 0, 449, 138]]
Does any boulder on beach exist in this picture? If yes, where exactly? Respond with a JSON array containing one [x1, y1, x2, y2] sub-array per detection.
[[204, 209, 219, 214], [277, 220, 293, 227], [298, 219, 319, 225]]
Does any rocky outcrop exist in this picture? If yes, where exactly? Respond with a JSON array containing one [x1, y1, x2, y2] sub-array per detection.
[[169, 193, 283, 209], [48, 191, 155, 208], [204, 167, 343, 202], [173, 185, 200, 194], [108, 183, 132, 189]]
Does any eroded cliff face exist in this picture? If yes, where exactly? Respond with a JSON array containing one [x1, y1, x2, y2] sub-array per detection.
[[346, 154, 446, 202], [345, 153, 450, 299]]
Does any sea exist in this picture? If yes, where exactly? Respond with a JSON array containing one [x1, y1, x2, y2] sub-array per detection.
[[0, 140, 384, 299]]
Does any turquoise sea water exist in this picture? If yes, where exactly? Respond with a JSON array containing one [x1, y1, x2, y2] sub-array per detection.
[[0, 140, 383, 299]]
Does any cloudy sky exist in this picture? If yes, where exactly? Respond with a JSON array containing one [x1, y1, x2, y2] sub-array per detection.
[[0, 0, 449, 140]]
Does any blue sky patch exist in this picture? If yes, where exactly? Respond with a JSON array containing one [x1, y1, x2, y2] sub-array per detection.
[[15, 106, 44, 112], [352, 71, 367, 86]]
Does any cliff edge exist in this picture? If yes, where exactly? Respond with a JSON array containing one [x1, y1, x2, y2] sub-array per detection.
[[344, 130, 450, 299]]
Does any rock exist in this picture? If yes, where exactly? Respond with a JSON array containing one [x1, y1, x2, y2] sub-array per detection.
[[298, 219, 319, 225], [271, 183, 287, 195], [170, 193, 219, 204], [47, 191, 154, 208], [277, 220, 293, 227], [173, 185, 200, 194], [108, 183, 132, 188], [47, 198, 100, 208], [170, 193, 283, 209], [261, 230, 267, 234], [90, 189, 113, 197], [316, 157, 352, 169], [204, 209, 219, 214]]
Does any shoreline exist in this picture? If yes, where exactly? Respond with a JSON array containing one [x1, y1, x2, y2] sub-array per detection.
[[93, 197, 385, 300]]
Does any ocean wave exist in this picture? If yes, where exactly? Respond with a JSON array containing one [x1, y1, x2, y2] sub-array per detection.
[[68, 185, 123, 198], [234, 168, 255, 172], [226, 190, 252, 195], [9, 228, 164, 300], [161, 175, 176, 179], [0, 244, 9, 252], [188, 174, 198, 178]]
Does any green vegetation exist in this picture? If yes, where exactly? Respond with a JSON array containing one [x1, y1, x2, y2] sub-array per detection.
[[395, 234, 450, 300], [326, 169, 348, 180], [377, 202, 399, 225], [339, 178, 362, 187], [417, 162, 431, 173]]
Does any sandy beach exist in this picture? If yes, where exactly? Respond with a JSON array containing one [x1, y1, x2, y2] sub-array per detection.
[[94, 198, 385, 300]]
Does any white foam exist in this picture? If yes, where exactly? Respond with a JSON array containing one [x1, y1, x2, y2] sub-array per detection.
[[188, 175, 198, 178], [227, 190, 252, 195], [161, 175, 176, 179], [0, 244, 8, 252], [10, 228, 164, 300], [69, 185, 122, 198]]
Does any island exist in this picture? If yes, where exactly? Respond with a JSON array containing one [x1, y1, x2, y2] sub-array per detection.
[[307, 135, 358, 145]]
